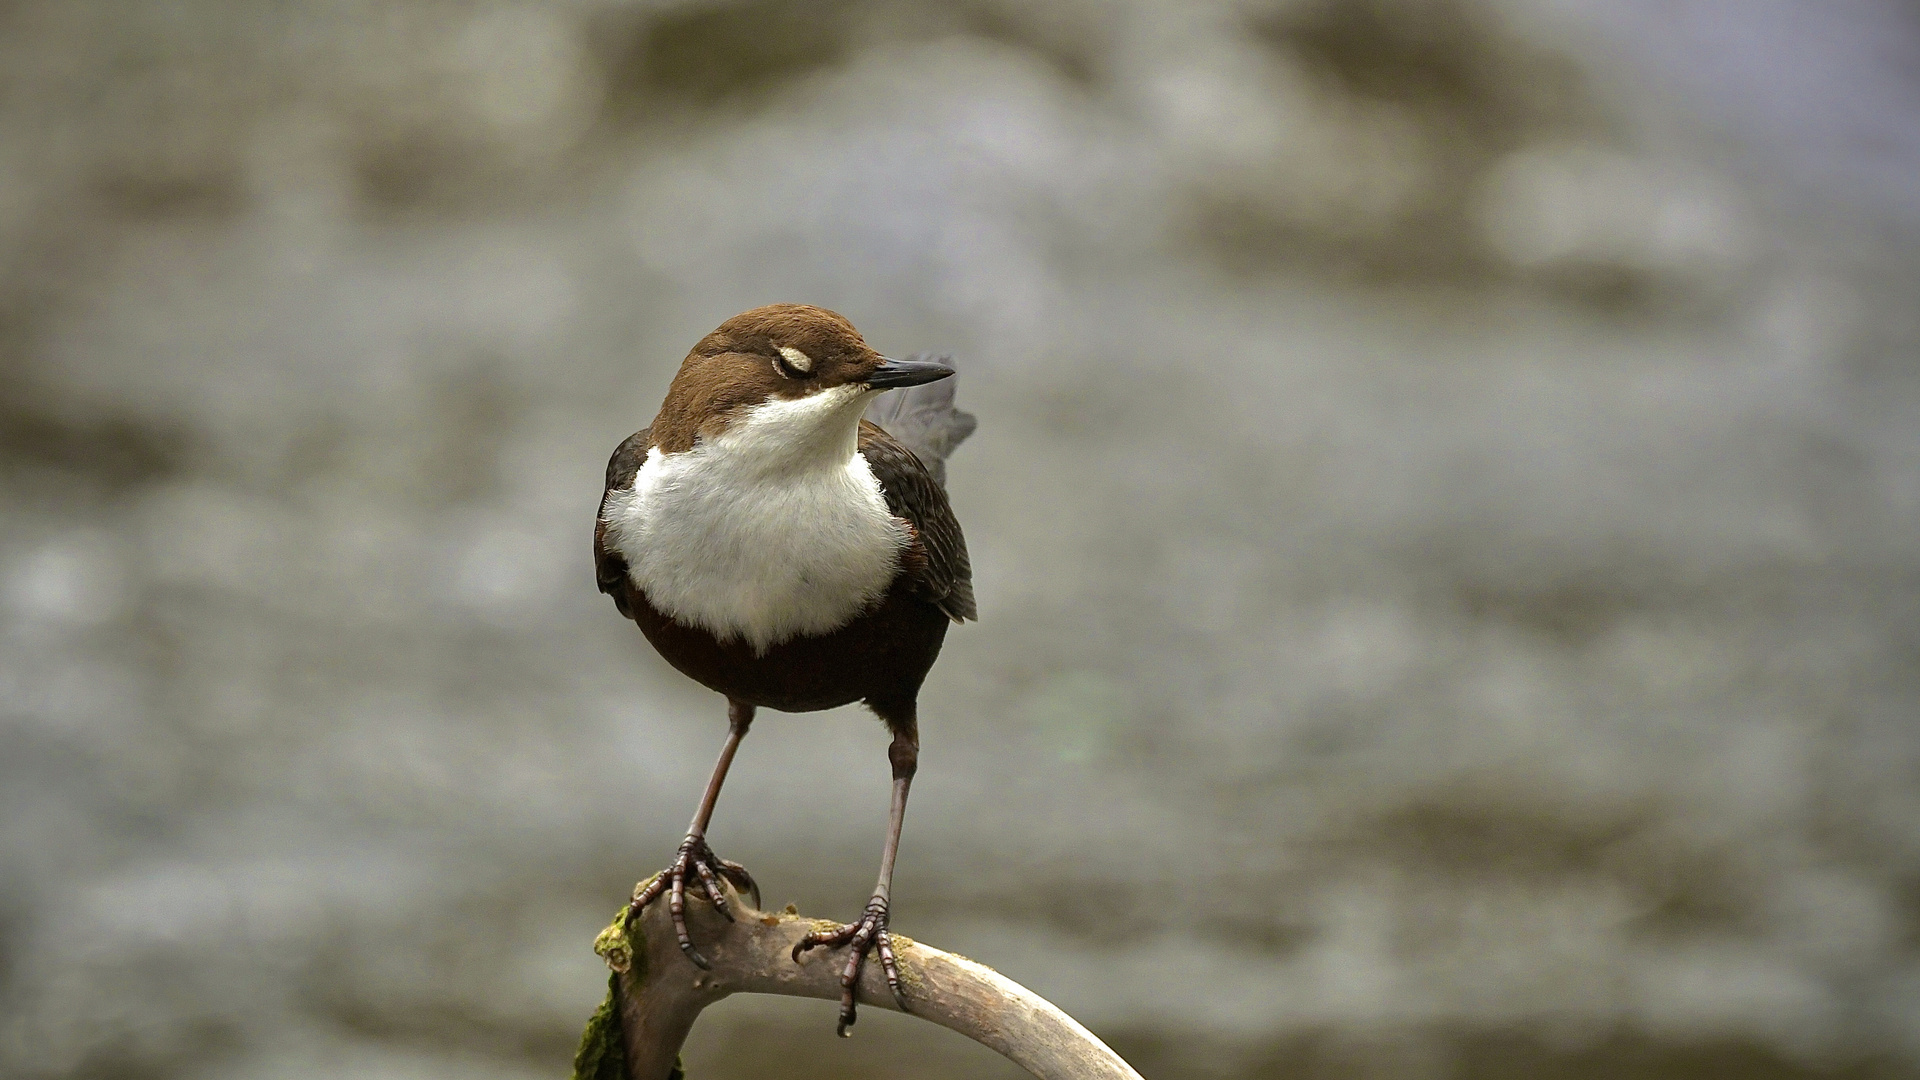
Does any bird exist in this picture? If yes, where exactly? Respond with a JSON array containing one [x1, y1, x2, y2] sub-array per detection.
[[594, 304, 976, 1035]]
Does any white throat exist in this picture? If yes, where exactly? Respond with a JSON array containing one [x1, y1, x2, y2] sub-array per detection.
[[600, 384, 908, 653]]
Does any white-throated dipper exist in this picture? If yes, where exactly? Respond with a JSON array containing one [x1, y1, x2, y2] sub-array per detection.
[[594, 304, 975, 1034]]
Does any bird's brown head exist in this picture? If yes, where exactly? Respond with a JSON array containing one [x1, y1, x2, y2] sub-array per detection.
[[650, 304, 952, 456]]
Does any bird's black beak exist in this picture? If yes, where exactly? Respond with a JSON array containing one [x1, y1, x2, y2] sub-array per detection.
[[863, 356, 955, 388]]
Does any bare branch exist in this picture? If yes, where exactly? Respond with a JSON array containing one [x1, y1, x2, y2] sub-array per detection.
[[587, 879, 1145, 1080]]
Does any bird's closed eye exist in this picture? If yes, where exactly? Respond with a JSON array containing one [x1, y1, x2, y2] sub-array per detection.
[[774, 346, 814, 378]]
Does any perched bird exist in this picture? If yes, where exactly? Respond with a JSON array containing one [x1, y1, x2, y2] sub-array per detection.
[[594, 304, 975, 1034]]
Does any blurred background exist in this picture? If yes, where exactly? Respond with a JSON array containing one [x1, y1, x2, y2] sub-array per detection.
[[4, 1, 1919, 1077]]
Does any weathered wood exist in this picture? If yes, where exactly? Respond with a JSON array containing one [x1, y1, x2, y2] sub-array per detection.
[[595, 878, 1144, 1080]]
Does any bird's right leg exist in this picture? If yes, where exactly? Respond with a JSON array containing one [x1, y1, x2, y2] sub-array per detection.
[[627, 698, 759, 969]]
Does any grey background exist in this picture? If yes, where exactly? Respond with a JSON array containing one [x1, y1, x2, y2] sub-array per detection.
[[4, 1, 1919, 1078]]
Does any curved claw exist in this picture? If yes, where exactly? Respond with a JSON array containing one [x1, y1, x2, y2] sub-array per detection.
[[629, 836, 757, 969], [716, 858, 761, 911], [668, 866, 710, 969], [790, 895, 906, 1035]]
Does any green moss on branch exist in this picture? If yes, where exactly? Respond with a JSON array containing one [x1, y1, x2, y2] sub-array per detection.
[[575, 901, 684, 1080]]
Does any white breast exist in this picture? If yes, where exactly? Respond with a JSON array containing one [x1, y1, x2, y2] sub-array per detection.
[[600, 388, 909, 654]]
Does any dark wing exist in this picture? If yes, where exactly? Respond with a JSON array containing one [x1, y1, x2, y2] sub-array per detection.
[[595, 427, 652, 617], [861, 355, 977, 487], [859, 420, 975, 623]]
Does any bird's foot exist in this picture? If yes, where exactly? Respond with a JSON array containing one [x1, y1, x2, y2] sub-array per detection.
[[791, 893, 908, 1035], [627, 834, 760, 969]]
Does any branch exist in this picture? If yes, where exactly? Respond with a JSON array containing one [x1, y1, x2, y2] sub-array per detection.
[[576, 878, 1145, 1080]]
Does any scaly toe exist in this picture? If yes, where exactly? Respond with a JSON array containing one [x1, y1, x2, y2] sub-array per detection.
[[628, 837, 755, 969], [791, 921, 857, 962], [794, 898, 900, 1034], [716, 858, 761, 910]]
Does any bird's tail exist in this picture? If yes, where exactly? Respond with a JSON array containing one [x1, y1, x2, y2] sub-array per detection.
[[863, 353, 977, 488]]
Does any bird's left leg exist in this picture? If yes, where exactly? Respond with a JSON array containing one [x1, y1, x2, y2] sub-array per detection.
[[793, 707, 917, 1035], [629, 698, 760, 969]]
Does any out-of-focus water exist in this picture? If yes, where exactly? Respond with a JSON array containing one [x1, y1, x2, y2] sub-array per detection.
[[3, 2, 1918, 1078]]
